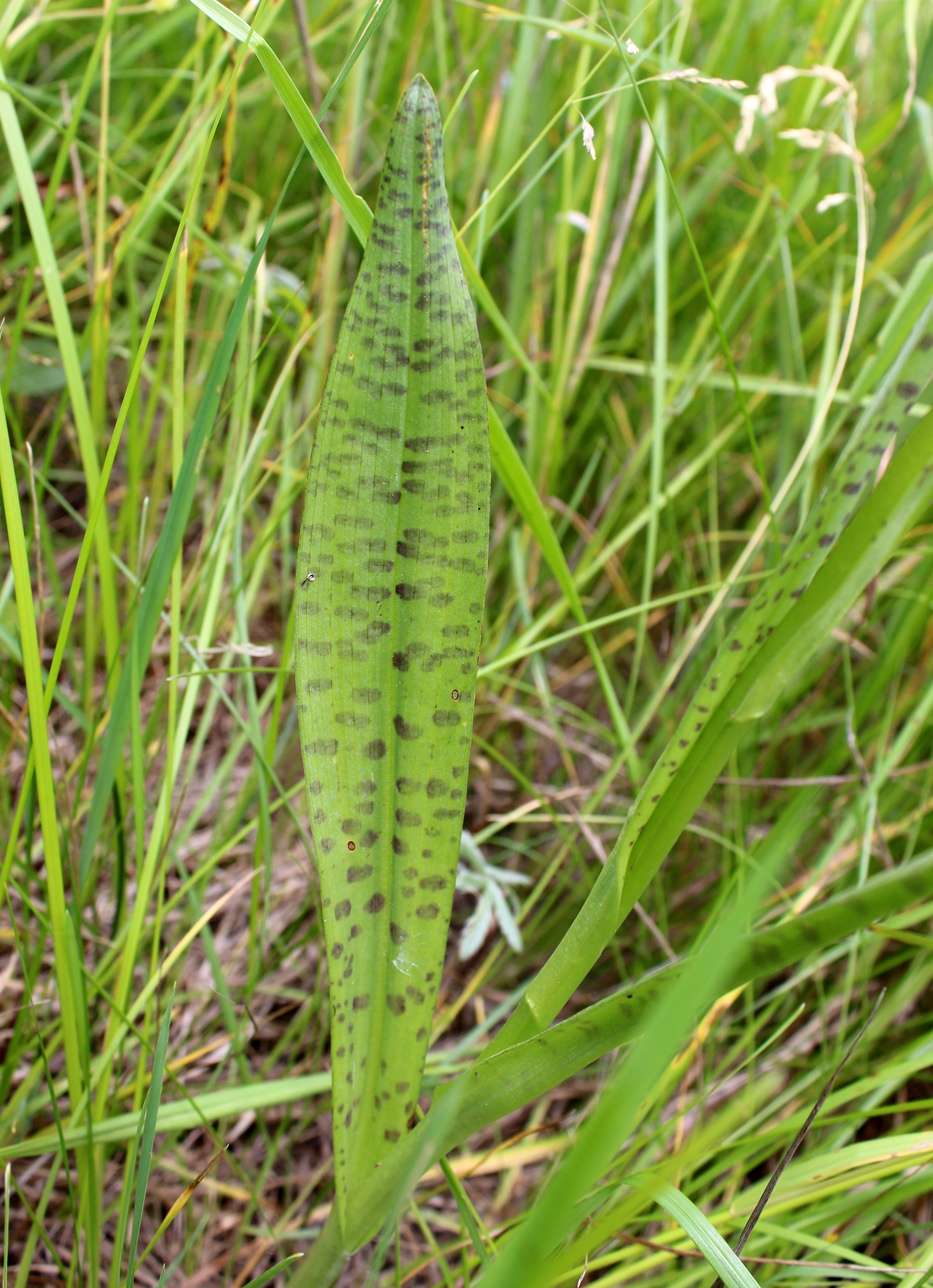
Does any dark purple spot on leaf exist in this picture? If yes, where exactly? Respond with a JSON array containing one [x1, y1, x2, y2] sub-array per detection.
[[394, 715, 422, 740]]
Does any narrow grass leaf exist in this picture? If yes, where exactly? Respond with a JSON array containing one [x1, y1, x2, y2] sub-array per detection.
[[77, 163, 297, 890], [656, 1185, 762, 1288], [135, 1145, 226, 1271], [0, 393, 87, 1175], [318, 0, 398, 121], [0, 56, 119, 664], [0, 1073, 330, 1162], [294, 76, 490, 1220], [128, 990, 174, 1278], [472, 842, 785, 1287], [3, 1161, 10, 1288], [108, 1127, 140, 1288], [435, 1153, 493, 1268], [185, 0, 371, 244], [489, 407, 637, 766], [239, 1258, 303, 1288], [710, 995, 885, 1288]]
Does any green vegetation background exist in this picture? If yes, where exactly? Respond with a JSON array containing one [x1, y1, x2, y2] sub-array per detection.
[[2, 0, 933, 1284]]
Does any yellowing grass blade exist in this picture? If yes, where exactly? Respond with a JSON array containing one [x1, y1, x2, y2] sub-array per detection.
[[294, 75, 489, 1221]]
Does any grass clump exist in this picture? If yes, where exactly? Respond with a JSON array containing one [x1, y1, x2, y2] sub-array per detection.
[[2, 1, 933, 1285]]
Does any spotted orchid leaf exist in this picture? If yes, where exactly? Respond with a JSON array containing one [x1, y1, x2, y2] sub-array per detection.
[[294, 76, 490, 1221]]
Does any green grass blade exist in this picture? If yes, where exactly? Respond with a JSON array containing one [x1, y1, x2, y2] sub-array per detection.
[[0, 1074, 331, 1162], [77, 162, 298, 890], [239, 1258, 303, 1288], [107, 1129, 140, 1288], [0, 393, 89, 1197], [318, 0, 397, 122], [0, 55, 120, 668], [127, 991, 173, 1281], [489, 406, 638, 768], [2, 1159, 9, 1288], [294, 76, 490, 1219], [472, 845, 784, 1287], [655, 1185, 762, 1288], [185, 0, 371, 244]]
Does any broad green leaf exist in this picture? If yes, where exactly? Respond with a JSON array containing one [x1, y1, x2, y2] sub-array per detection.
[[293, 76, 490, 1221]]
